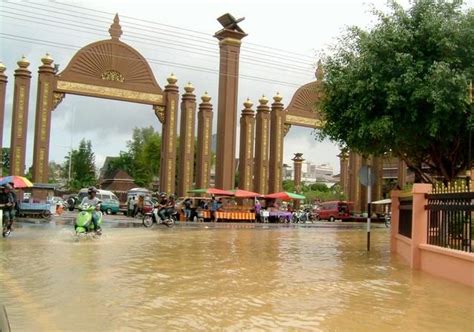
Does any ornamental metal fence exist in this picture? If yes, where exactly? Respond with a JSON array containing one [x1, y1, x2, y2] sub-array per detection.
[[426, 192, 473, 252]]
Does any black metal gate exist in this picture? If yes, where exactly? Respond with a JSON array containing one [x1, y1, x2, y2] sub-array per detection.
[[426, 192, 473, 252]]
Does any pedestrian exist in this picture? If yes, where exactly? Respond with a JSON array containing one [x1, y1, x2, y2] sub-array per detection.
[[210, 195, 219, 222], [8, 182, 18, 217], [136, 195, 145, 217], [183, 197, 192, 221], [1, 184, 16, 237], [128, 196, 135, 217], [255, 199, 262, 222]]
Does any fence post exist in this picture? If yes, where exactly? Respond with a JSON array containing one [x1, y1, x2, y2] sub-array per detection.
[[410, 183, 432, 269], [390, 189, 401, 253]]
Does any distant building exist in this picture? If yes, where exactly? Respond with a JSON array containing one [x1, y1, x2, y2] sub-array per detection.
[[283, 160, 337, 186]]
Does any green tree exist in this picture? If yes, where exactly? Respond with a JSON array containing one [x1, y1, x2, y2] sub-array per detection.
[[106, 127, 161, 187], [282, 180, 295, 192], [320, 0, 474, 182], [63, 139, 97, 190]]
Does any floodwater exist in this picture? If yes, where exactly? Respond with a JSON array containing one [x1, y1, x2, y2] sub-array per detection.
[[0, 223, 473, 331]]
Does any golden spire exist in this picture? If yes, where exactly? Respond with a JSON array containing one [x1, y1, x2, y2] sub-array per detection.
[[0, 62, 5, 74], [41, 53, 54, 66], [273, 92, 283, 103], [259, 94, 269, 105], [243, 97, 253, 109], [201, 91, 211, 103], [184, 82, 194, 93], [167, 73, 178, 85], [109, 13, 123, 40], [17, 55, 30, 69]]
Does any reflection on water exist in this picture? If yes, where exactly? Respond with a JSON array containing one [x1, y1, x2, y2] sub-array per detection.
[[0, 224, 473, 331]]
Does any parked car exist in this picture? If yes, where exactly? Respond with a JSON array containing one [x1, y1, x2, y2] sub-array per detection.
[[315, 201, 354, 222], [100, 198, 120, 215]]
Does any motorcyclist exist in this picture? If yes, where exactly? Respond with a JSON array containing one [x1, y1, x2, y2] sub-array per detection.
[[80, 187, 101, 232], [156, 193, 169, 221], [166, 195, 177, 220]]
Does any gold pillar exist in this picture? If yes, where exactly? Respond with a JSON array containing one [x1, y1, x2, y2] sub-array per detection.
[[0, 62, 7, 177], [292, 153, 305, 209], [177, 82, 196, 197], [348, 151, 363, 212], [32, 54, 56, 183], [372, 156, 383, 201], [160, 74, 179, 194], [254, 95, 271, 194], [195, 92, 213, 189], [238, 98, 255, 190], [10, 56, 31, 176], [214, 22, 247, 190], [338, 150, 349, 198], [268, 93, 284, 193]]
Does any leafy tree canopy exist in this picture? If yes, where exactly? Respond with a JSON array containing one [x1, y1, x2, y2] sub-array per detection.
[[320, 0, 474, 182], [106, 126, 161, 187], [63, 139, 97, 190]]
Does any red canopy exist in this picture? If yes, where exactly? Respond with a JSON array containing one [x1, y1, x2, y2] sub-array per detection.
[[188, 188, 234, 196], [208, 188, 234, 196], [232, 189, 263, 198]]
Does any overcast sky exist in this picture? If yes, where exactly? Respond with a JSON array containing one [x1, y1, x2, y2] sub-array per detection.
[[4, 0, 466, 174]]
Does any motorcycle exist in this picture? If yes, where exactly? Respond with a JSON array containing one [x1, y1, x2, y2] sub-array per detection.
[[74, 203, 103, 236], [292, 210, 308, 223], [142, 206, 176, 228]]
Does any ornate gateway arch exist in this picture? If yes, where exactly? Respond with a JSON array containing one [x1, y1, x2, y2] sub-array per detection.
[[29, 15, 180, 194]]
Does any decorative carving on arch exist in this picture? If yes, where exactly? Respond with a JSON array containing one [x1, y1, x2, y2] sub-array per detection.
[[154, 105, 165, 124], [284, 60, 325, 128], [55, 14, 164, 105], [51, 92, 65, 111]]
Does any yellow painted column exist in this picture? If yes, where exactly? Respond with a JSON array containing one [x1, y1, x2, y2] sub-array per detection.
[[10, 56, 31, 176]]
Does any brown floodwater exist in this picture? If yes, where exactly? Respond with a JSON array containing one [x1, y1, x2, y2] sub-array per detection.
[[0, 223, 473, 331]]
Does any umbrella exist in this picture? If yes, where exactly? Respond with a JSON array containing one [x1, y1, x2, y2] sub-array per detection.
[[0, 175, 33, 188], [265, 191, 306, 201], [232, 189, 263, 198], [187, 188, 234, 196]]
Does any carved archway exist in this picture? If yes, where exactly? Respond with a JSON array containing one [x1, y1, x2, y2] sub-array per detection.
[[32, 15, 177, 194], [267, 61, 325, 193], [54, 15, 163, 105], [283, 61, 324, 130]]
